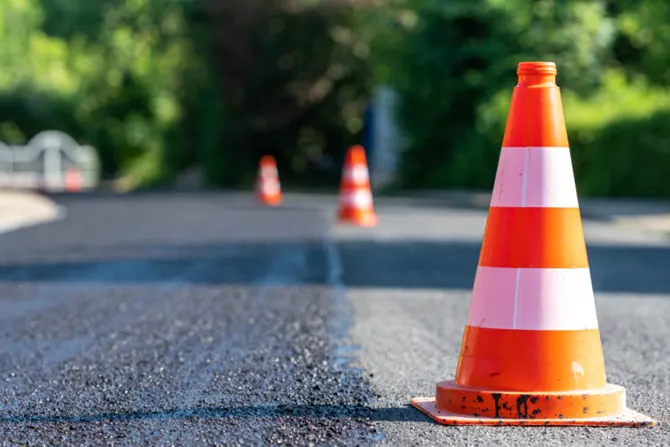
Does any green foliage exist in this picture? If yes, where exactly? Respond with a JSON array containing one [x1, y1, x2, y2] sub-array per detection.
[[3, 0, 670, 196], [0, 0, 84, 143], [1, 0, 371, 189], [358, 0, 670, 198], [430, 69, 670, 198], [366, 0, 617, 189], [0, 0, 221, 189], [612, 0, 670, 85], [206, 0, 372, 187], [565, 71, 670, 197]]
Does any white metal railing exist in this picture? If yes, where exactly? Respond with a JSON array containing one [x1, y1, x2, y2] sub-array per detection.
[[0, 131, 100, 192]]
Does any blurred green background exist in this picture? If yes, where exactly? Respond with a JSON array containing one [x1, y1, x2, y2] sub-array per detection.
[[3, 0, 670, 197]]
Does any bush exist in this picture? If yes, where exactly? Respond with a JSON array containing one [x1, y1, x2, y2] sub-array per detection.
[[204, 0, 372, 188], [2, 0, 373, 189], [565, 71, 670, 197], [5, 0, 670, 196], [374, 0, 616, 189], [0, 0, 222, 190]]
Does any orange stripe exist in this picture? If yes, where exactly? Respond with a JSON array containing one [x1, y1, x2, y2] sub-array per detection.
[[478, 207, 588, 268], [501, 85, 569, 148], [454, 326, 607, 392]]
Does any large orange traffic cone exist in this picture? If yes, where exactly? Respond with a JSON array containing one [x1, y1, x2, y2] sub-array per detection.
[[337, 145, 377, 227], [411, 62, 657, 427], [256, 155, 282, 206]]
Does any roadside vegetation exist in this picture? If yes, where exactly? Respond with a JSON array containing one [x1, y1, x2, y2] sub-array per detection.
[[3, 0, 670, 197]]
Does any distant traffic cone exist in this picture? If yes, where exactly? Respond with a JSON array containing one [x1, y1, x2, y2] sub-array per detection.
[[411, 62, 657, 427], [64, 166, 83, 192], [256, 155, 282, 206], [337, 145, 377, 227]]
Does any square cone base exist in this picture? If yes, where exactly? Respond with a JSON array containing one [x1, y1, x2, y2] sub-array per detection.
[[411, 397, 658, 427]]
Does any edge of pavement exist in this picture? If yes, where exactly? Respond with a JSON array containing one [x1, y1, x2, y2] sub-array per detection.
[[0, 189, 66, 235], [5, 186, 668, 236], [401, 189, 670, 235]]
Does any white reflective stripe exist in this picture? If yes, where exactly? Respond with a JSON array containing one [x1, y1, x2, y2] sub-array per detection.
[[261, 181, 280, 195], [260, 166, 278, 177], [343, 164, 370, 183], [339, 189, 373, 208], [467, 266, 598, 331], [490, 147, 579, 208]]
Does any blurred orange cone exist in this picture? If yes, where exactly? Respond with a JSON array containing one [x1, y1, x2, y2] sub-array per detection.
[[337, 145, 377, 227], [411, 62, 657, 427], [64, 166, 83, 192], [256, 155, 282, 206]]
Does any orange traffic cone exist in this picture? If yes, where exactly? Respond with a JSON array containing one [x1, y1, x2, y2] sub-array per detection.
[[411, 62, 657, 427], [255, 155, 282, 206], [337, 145, 377, 227]]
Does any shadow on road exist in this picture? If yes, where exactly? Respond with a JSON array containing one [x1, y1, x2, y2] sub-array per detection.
[[0, 404, 427, 424], [0, 239, 669, 295]]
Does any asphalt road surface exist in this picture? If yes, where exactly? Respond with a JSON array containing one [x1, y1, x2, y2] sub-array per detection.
[[0, 192, 668, 446]]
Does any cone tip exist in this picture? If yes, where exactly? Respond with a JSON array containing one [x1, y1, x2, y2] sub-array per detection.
[[517, 61, 557, 76], [346, 144, 368, 164]]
